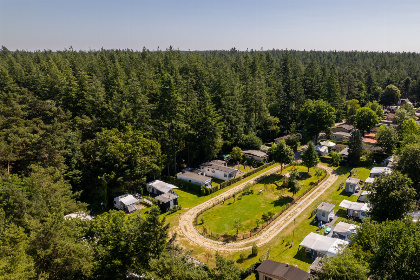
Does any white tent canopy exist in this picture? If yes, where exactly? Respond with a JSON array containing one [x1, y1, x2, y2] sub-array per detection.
[[299, 232, 349, 257], [120, 194, 139, 206], [333, 222, 359, 236], [339, 199, 370, 212]]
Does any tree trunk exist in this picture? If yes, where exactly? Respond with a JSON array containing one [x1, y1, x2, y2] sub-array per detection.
[[7, 161, 10, 174]]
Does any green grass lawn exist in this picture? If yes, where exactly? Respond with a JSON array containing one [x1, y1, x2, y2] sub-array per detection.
[[227, 164, 373, 276], [195, 166, 325, 236]]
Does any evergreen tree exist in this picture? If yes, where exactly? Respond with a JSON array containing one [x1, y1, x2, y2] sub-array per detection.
[[301, 142, 319, 172], [347, 130, 363, 166]]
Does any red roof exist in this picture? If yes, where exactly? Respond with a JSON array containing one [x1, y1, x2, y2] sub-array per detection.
[[363, 137, 377, 144]]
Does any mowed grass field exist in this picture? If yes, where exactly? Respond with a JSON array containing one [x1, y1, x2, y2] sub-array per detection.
[[195, 166, 325, 236]]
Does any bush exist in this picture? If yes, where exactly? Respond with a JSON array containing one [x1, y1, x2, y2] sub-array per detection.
[[240, 252, 247, 262], [252, 244, 258, 256]]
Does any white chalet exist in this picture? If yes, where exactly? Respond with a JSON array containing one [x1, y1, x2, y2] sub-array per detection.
[[200, 162, 238, 181]]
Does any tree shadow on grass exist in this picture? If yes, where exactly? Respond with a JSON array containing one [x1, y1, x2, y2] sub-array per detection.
[[336, 209, 347, 218], [272, 196, 294, 207], [293, 247, 313, 264], [339, 189, 352, 197], [298, 172, 311, 180], [334, 166, 352, 176], [259, 174, 283, 184]]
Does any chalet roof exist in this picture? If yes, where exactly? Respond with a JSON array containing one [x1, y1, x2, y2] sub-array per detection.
[[299, 232, 349, 257], [256, 260, 310, 280], [147, 180, 178, 193], [210, 160, 226, 166], [242, 150, 268, 158], [155, 192, 178, 203], [177, 171, 212, 183], [339, 200, 371, 212], [346, 177, 360, 185], [200, 162, 238, 173], [317, 202, 335, 212]]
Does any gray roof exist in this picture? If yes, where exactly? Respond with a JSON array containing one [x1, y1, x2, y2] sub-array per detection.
[[177, 171, 212, 183], [243, 150, 268, 158], [346, 177, 360, 184], [339, 147, 349, 156], [155, 192, 178, 203], [210, 160, 226, 166], [333, 132, 352, 137], [147, 180, 178, 193], [339, 200, 371, 211], [317, 202, 335, 212], [256, 260, 310, 280], [200, 162, 238, 173]]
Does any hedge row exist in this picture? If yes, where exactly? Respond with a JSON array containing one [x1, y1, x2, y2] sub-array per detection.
[[217, 161, 277, 191]]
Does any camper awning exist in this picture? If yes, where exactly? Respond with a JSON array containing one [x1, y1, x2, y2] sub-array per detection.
[[333, 222, 359, 236], [120, 195, 139, 206], [299, 232, 349, 256], [339, 199, 370, 211]]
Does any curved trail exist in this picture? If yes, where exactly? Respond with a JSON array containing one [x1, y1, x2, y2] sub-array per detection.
[[178, 165, 338, 252]]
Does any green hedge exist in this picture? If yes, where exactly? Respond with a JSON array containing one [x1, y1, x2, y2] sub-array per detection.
[[167, 177, 202, 194], [319, 156, 332, 164], [218, 162, 276, 190]]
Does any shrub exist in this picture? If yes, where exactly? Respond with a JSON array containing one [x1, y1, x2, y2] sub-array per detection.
[[240, 253, 247, 262], [252, 244, 258, 256]]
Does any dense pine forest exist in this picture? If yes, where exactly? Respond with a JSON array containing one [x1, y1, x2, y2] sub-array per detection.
[[1, 47, 420, 279]]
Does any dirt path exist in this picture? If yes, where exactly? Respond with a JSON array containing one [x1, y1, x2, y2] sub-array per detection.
[[178, 165, 338, 252]]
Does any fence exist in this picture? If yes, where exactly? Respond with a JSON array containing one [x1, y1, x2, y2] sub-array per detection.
[[195, 167, 328, 242]]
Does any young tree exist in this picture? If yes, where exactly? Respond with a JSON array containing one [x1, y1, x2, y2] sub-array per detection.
[[288, 168, 302, 195], [347, 130, 363, 166], [398, 118, 420, 144], [251, 244, 259, 256], [301, 142, 319, 172], [354, 107, 379, 135], [367, 171, 417, 222], [299, 99, 336, 143], [233, 219, 242, 235], [230, 146, 243, 163], [375, 125, 397, 155], [271, 140, 294, 172], [330, 151, 342, 167]]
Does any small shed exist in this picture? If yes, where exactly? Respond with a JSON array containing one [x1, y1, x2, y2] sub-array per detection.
[[345, 177, 360, 194], [316, 202, 335, 223], [339, 199, 371, 220], [155, 192, 179, 213], [332, 222, 359, 240]]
